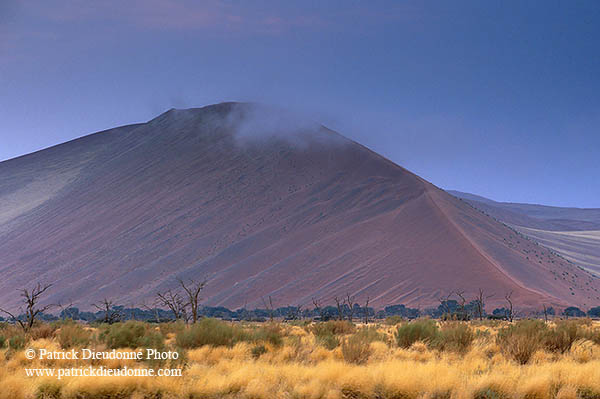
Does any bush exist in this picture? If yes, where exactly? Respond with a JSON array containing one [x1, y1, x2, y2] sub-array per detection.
[[433, 322, 474, 353], [251, 323, 283, 347], [395, 319, 439, 348], [355, 326, 387, 343], [251, 344, 267, 358], [310, 320, 354, 350], [384, 316, 404, 325], [158, 320, 186, 336], [29, 323, 57, 340], [58, 323, 93, 349], [341, 333, 372, 364], [36, 381, 62, 399], [588, 306, 600, 318], [544, 320, 579, 353], [496, 320, 546, 364], [175, 318, 248, 348], [317, 334, 340, 349], [9, 334, 26, 350], [310, 320, 355, 337], [100, 321, 164, 349]]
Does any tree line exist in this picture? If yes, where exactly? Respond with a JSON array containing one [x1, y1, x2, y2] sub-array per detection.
[[1, 282, 599, 332]]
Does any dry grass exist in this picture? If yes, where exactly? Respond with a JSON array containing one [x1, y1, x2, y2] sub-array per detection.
[[0, 319, 599, 398]]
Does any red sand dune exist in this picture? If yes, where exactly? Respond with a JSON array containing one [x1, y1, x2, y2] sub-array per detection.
[[0, 103, 598, 311]]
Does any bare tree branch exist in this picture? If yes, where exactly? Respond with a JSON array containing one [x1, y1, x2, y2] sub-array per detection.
[[93, 298, 122, 324], [156, 289, 187, 321], [178, 278, 207, 323], [0, 283, 55, 332], [505, 291, 514, 322]]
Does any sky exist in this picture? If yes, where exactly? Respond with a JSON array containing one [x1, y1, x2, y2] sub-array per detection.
[[1, 1, 599, 207]]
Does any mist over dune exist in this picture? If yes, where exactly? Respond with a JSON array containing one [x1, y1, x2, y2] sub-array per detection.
[[0, 102, 598, 311]]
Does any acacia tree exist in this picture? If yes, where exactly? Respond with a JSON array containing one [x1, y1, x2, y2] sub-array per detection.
[[93, 298, 122, 324], [0, 282, 54, 332], [156, 289, 187, 321], [178, 278, 207, 323]]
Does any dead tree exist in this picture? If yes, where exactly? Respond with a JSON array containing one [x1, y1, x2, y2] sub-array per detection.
[[333, 296, 344, 321], [57, 300, 76, 320], [178, 278, 207, 323], [312, 298, 325, 320], [0, 283, 54, 332], [262, 296, 275, 322], [543, 304, 549, 323], [93, 298, 122, 324], [363, 297, 370, 324], [140, 300, 162, 323], [438, 292, 453, 316], [127, 302, 137, 321], [455, 290, 467, 317], [474, 289, 494, 321], [345, 293, 356, 322], [295, 304, 303, 320], [156, 289, 187, 321], [505, 291, 514, 322]]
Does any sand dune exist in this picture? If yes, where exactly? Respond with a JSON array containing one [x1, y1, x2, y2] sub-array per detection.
[[450, 191, 600, 280], [0, 103, 598, 311], [516, 228, 600, 276]]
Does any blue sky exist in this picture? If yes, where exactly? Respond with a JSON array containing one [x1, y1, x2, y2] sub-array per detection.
[[1, 1, 599, 207]]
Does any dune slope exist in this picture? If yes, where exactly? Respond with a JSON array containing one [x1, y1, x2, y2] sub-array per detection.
[[1, 103, 598, 310]]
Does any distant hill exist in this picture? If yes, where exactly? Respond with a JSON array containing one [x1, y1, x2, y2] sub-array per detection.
[[1, 103, 598, 311], [447, 190, 600, 231], [449, 190, 600, 277]]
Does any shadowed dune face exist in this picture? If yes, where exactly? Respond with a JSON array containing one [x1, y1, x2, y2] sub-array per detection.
[[1, 103, 599, 311]]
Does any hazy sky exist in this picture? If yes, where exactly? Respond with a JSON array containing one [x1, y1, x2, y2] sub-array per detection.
[[1, 1, 599, 207]]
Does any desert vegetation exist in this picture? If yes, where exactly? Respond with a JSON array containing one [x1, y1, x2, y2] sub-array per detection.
[[1, 283, 600, 398], [0, 317, 598, 398]]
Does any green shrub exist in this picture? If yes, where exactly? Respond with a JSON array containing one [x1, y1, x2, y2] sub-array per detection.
[[158, 321, 186, 336], [100, 321, 164, 349], [310, 320, 355, 337], [9, 334, 26, 350], [317, 333, 340, 349], [58, 323, 93, 349], [395, 319, 439, 348], [251, 344, 268, 358], [355, 326, 387, 343], [384, 316, 404, 325], [341, 333, 372, 364], [36, 380, 62, 399], [0, 334, 5, 348], [474, 387, 508, 399], [496, 320, 547, 364], [310, 320, 354, 350], [175, 318, 248, 348], [543, 320, 579, 353], [251, 323, 283, 347], [584, 329, 600, 345], [433, 322, 474, 353]]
